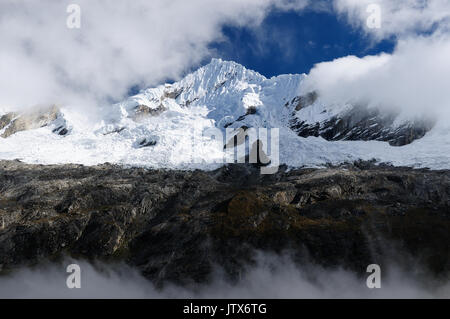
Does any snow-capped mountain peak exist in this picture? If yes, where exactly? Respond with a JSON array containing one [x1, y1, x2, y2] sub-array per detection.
[[0, 59, 446, 170], [115, 58, 304, 130]]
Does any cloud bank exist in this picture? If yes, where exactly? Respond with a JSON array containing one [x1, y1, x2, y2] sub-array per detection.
[[0, 253, 448, 299], [304, 34, 450, 118], [0, 0, 309, 109], [302, 0, 450, 125], [334, 0, 450, 40], [2, 0, 448, 122]]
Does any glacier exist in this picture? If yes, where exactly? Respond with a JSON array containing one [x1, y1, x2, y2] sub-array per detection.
[[0, 58, 449, 170]]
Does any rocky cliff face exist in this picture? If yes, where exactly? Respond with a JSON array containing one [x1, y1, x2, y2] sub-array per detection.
[[287, 94, 435, 146], [0, 105, 69, 138], [1, 60, 444, 171], [0, 160, 449, 286]]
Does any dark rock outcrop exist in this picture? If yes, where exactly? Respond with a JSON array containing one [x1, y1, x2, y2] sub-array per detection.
[[288, 93, 435, 146], [136, 137, 158, 148], [0, 113, 18, 132], [163, 88, 183, 100], [0, 160, 449, 285], [52, 125, 69, 136], [286, 91, 318, 111]]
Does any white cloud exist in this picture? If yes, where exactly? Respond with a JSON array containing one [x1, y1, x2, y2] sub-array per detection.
[[2, 0, 449, 127], [1, 254, 448, 298], [304, 33, 450, 117], [272, 0, 311, 12], [0, 0, 309, 109], [334, 0, 450, 40], [0, 252, 450, 299], [301, 1, 450, 126]]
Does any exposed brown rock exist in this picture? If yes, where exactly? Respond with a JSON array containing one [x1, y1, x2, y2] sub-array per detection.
[[0, 160, 448, 285], [0, 106, 60, 138], [163, 88, 183, 100], [0, 113, 18, 131], [131, 104, 167, 121]]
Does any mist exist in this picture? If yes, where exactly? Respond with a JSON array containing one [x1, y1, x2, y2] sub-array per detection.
[[0, 252, 448, 299]]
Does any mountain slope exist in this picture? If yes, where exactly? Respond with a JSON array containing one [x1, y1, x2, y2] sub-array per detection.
[[0, 59, 447, 170], [1, 160, 449, 283]]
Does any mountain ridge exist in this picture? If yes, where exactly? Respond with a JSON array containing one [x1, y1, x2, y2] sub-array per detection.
[[0, 59, 445, 170], [0, 159, 449, 284]]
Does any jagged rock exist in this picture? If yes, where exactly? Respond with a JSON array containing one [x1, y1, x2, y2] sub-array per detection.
[[0, 160, 448, 286], [291, 104, 435, 146], [163, 88, 183, 100], [180, 98, 199, 107], [102, 127, 126, 136], [231, 106, 258, 123], [0, 113, 18, 131], [286, 91, 318, 111], [135, 136, 159, 148], [0, 106, 60, 138], [131, 104, 167, 121], [245, 106, 258, 115], [52, 126, 68, 136]]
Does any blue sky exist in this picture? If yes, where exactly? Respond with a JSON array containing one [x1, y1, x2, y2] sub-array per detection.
[[128, 8, 396, 96], [208, 9, 396, 77]]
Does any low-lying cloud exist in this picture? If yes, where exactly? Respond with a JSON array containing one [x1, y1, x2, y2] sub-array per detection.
[[334, 0, 450, 40], [303, 33, 450, 120], [302, 1, 450, 125], [0, 253, 448, 299]]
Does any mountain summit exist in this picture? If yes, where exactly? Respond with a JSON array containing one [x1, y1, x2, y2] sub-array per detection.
[[0, 59, 445, 170]]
